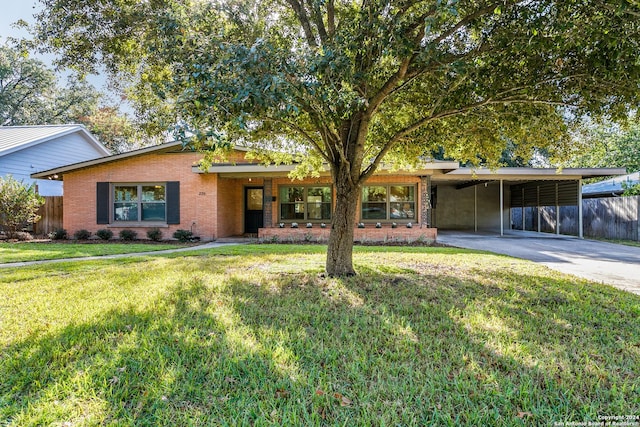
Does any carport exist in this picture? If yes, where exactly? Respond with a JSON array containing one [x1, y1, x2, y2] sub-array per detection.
[[428, 167, 626, 238]]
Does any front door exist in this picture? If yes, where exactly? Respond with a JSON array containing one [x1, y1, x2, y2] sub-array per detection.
[[244, 187, 264, 234]]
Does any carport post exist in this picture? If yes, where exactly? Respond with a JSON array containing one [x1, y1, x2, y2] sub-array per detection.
[[556, 183, 560, 235], [522, 187, 525, 231], [537, 186, 541, 233], [578, 179, 583, 239], [500, 179, 504, 236], [474, 185, 478, 232]]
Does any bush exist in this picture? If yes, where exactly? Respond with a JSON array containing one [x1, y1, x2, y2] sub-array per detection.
[[119, 229, 137, 241], [173, 229, 194, 242], [146, 227, 163, 241], [622, 182, 640, 196], [49, 228, 68, 240], [73, 229, 91, 240], [96, 229, 113, 240], [0, 175, 45, 239]]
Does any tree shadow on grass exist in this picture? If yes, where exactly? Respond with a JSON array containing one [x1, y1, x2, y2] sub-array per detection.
[[1, 253, 638, 426], [222, 261, 639, 425], [1, 275, 308, 425]]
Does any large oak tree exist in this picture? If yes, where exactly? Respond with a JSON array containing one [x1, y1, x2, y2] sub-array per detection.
[[31, 0, 640, 275], [0, 46, 99, 126], [567, 120, 640, 173], [0, 45, 141, 153]]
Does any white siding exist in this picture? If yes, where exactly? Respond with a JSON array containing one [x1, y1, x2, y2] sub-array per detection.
[[0, 132, 106, 196]]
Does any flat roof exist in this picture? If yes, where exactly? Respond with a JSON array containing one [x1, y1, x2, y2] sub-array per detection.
[[437, 167, 626, 181], [195, 160, 461, 177]]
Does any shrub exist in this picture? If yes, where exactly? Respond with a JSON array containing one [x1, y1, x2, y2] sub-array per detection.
[[96, 229, 113, 240], [146, 227, 163, 241], [173, 229, 194, 242], [622, 181, 640, 196], [49, 228, 68, 240], [73, 229, 91, 240], [119, 229, 137, 241], [0, 175, 45, 239]]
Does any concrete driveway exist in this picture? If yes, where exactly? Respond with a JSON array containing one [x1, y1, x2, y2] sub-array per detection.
[[437, 230, 640, 295]]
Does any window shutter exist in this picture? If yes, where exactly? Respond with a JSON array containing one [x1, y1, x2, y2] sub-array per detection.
[[166, 181, 180, 224], [96, 182, 110, 224]]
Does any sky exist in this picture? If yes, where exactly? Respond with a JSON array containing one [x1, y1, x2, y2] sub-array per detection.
[[0, 0, 112, 97], [0, 0, 40, 44]]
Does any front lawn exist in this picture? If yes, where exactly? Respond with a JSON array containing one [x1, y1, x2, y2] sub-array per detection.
[[1, 245, 638, 426], [0, 242, 184, 264]]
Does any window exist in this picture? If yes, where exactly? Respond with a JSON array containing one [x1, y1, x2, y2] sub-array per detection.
[[362, 185, 415, 221], [280, 186, 332, 221], [114, 184, 166, 222]]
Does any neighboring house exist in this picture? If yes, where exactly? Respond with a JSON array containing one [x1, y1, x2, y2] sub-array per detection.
[[0, 125, 110, 196], [32, 142, 625, 241], [582, 172, 640, 198]]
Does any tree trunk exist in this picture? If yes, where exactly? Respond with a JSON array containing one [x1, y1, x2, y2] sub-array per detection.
[[325, 112, 369, 276], [326, 165, 361, 276]]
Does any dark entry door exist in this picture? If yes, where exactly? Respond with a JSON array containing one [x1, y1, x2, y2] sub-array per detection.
[[244, 187, 264, 234]]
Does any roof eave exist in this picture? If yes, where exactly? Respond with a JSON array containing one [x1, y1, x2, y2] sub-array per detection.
[[31, 141, 186, 179], [442, 167, 626, 180], [196, 160, 461, 177]]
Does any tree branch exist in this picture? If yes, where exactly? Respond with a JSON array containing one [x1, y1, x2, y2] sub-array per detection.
[[430, 2, 505, 46], [306, 0, 328, 44], [264, 116, 330, 162], [285, 0, 318, 48], [327, 0, 335, 37], [365, 56, 412, 117]]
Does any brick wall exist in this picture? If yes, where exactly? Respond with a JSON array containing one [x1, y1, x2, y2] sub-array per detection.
[[258, 226, 437, 243], [62, 147, 434, 241], [216, 177, 265, 237], [63, 152, 221, 240]]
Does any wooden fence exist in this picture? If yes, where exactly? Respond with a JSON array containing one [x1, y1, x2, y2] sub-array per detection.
[[33, 196, 63, 236], [511, 195, 640, 241]]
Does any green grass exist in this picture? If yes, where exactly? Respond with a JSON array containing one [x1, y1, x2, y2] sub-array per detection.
[[1, 245, 638, 426], [591, 237, 640, 248], [0, 242, 184, 264]]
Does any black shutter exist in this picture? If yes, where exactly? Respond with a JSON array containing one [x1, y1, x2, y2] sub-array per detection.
[[96, 182, 110, 224], [166, 181, 180, 224]]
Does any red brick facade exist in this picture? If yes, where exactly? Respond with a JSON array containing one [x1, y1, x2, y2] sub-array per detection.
[[63, 151, 242, 241], [62, 148, 434, 241]]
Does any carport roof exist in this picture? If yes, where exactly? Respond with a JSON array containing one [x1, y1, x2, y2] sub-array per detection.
[[194, 159, 461, 177], [435, 166, 626, 182]]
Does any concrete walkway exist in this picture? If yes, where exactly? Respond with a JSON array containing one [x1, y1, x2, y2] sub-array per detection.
[[3, 233, 639, 295], [437, 230, 640, 295], [0, 241, 244, 269]]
